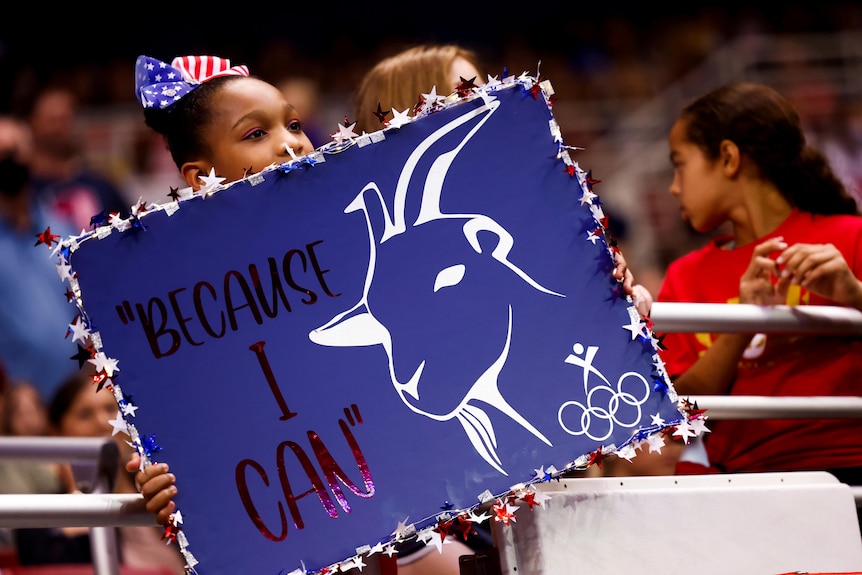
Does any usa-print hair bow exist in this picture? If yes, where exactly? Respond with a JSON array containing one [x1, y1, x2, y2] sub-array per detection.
[[135, 55, 249, 110]]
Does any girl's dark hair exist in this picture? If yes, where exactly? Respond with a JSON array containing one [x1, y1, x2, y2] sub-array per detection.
[[143, 75, 244, 169], [680, 82, 859, 216]]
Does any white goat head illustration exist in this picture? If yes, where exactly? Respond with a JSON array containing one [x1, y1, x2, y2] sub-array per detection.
[[309, 96, 565, 475]]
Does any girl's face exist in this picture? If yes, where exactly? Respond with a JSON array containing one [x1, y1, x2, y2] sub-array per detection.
[[191, 77, 314, 188], [8, 384, 47, 436], [667, 118, 732, 233], [58, 386, 118, 438]]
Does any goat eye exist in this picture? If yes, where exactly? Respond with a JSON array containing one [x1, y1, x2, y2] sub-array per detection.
[[434, 264, 465, 292]]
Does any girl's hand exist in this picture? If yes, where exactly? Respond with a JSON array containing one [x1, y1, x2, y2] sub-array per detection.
[[740, 237, 787, 305], [126, 452, 177, 525], [775, 242, 862, 308], [613, 249, 653, 316], [630, 283, 654, 317]]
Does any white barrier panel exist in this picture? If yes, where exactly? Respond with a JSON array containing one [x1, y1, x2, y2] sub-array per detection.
[[492, 472, 862, 575]]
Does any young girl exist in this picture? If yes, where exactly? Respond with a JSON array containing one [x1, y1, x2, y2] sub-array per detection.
[[659, 82, 862, 490], [135, 54, 314, 190], [128, 51, 318, 533]]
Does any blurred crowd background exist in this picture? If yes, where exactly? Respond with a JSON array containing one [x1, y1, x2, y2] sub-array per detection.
[[2, 3, 862, 294]]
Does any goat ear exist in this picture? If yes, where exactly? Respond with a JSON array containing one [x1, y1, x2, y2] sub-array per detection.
[[309, 305, 388, 347]]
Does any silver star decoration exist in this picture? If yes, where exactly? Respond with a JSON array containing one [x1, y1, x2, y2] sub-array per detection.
[[88, 351, 119, 377], [388, 108, 412, 129], [108, 411, 128, 436], [198, 167, 226, 194]]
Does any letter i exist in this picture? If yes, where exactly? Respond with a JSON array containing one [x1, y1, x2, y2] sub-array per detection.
[[249, 341, 298, 421]]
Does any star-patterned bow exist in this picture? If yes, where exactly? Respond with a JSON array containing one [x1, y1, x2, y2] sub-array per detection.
[[135, 55, 249, 110]]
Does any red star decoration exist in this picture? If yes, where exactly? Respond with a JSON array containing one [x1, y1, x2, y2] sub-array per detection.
[[167, 186, 180, 202], [162, 524, 180, 543], [587, 445, 608, 469], [586, 175, 602, 188], [135, 200, 148, 214], [520, 491, 540, 510], [413, 94, 425, 115], [91, 371, 109, 392], [492, 500, 516, 525], [564, 165, 576, 177], [451, 515, 476, 540], [65, 288, 76, 302], [34, 227, 60, 248], [436, 518, 453, 541], [529, 83, 542, 100], [456, 76, 477, 97], [681, 399, 708, 419], [373, 103, 389, 125], [644, 316, 655, 330]]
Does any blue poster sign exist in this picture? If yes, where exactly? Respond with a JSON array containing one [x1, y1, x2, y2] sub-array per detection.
[[51, 76, 688, 574]]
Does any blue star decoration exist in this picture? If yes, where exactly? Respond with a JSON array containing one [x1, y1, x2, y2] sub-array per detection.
[[90, 210, 110, 228], [141, 435, 163, 458], [130, 215, 147, 233], [652, 376, 669, 396]]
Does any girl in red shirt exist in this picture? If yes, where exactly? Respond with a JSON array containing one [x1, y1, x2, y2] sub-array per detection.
[[659, 83, 862, 490]]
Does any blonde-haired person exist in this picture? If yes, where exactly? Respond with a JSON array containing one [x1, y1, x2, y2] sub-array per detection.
[[351, 44, 485, 135]]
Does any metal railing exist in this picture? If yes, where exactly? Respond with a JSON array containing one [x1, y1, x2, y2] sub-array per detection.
[[0, 437, 152, 575], [651, 302, 862, 507], [650, 302, 862, 335]]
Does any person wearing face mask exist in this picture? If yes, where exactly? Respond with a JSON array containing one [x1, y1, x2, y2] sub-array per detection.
[[0, 115, 79, 401]]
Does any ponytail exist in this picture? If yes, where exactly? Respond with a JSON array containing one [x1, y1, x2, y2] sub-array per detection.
[[774, 145, 860, 215]]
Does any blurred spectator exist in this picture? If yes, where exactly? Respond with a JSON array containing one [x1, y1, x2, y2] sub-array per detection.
[[26, 85, 129, 231], [10, 372, 186, 572], [0, 114, 79, 401], [814, 99, 862, 205], [3, 380, 49, 436], [52, 373, 187, 573], [0, 371, 78, 564], [119, 121, 186, 207]]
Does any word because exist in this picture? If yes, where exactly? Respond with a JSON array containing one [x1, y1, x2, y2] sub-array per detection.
[[114, 241, 340, 358]]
